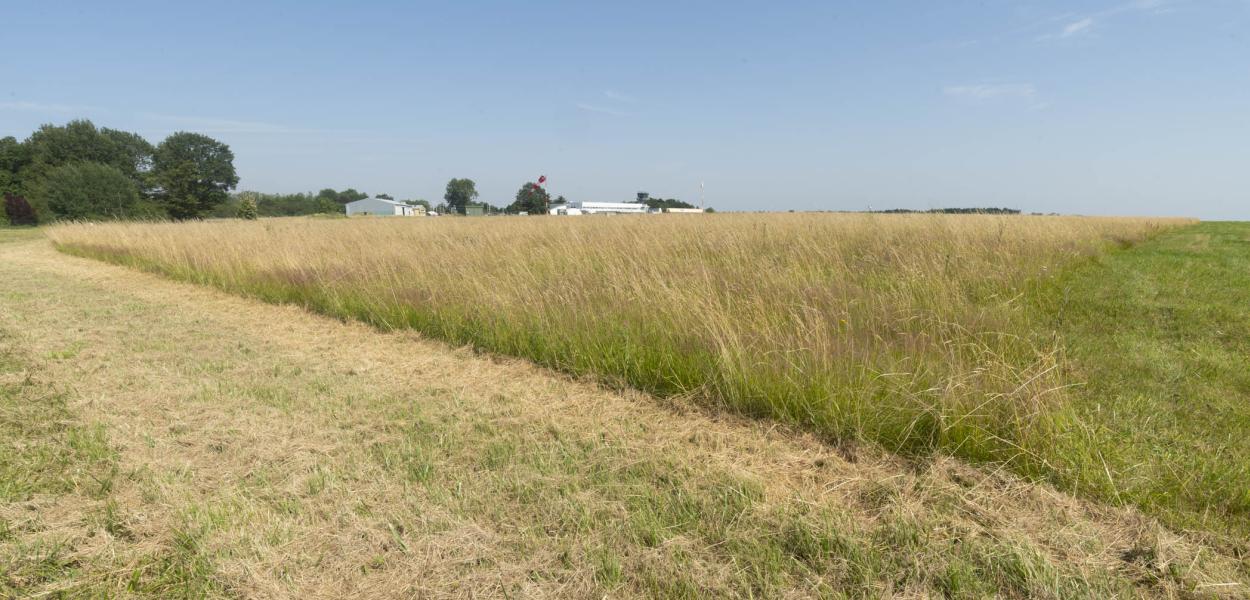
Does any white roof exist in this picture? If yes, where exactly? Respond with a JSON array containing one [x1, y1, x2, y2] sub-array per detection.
[[346, 198, 409, 206], [570, 201, 648, 209]]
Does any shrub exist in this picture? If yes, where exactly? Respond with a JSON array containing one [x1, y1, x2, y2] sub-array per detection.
[[237, 196, 258, 220], [3, 193, 37, 225]]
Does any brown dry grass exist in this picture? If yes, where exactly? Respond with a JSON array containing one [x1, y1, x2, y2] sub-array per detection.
[[47, 214, 1189, 470], [2, 229, 1246, 597]]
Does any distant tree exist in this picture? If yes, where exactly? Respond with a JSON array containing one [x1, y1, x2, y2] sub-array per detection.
[[508, 182, 550, 215], [872, 207, 1020, 215], [236, 193, 259, 220], [643, 197, 697, 210], [433, 202, 450, 215], [42, 162, 140, 220], [3, 193, 37, 225], [337, 188, 368, 203], [375, 193, 394, 200], [152, 132, 239, 219], [443, 178, 478, 215], [211, 191, 342, 218], [313, 188, 360, 209]]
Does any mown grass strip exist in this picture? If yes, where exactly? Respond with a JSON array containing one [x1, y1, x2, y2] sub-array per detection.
[[0, 327, 229, 598], [1031, 221, 1250, 541]]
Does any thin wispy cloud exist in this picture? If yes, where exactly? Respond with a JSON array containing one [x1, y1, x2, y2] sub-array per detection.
[[138, 112, 364, 135], [1039, 0, 1172, 40], [0, 100, 101, 114], [943, 83, 1037, 101], [602, 89, 637, 103], [1061, 17, 1095, 37], [943, 83, 1050, 110], [574, 103, 628, 117]]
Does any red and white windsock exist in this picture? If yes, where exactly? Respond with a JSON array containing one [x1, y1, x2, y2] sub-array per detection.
[[538, 175, 547, 187]]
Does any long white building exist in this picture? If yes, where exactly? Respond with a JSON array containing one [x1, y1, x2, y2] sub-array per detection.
[[548, 200, 706, 215], [548, 200, 650, 215]]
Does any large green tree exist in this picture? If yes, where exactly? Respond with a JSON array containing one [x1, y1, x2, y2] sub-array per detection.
[[42, 162, 140, 220], [8, 121, 153, 217], [152, 132, 239, 219], [508, 182, 550, 215], [443, 178, 478, 215], [23, 120, 152, 184]]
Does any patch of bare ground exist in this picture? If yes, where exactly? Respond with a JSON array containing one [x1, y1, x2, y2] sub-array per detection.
[[1, 234, 1246, 598]]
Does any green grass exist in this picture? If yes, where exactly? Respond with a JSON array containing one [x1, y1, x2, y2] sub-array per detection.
[[0, 226, 42, 244], [1036, 221, 1250, 541]]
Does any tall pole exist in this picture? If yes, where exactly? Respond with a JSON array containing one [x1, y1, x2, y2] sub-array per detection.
[[700, 181, 705, 211]]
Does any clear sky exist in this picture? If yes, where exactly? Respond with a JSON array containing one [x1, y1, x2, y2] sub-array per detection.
[[2, 1, 1247, 218]]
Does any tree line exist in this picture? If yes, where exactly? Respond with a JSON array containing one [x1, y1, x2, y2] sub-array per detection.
[[2, 119, 239, 224], [872, 208, 1021, 215], [210, 188, 373, 218], [2, 119, 702, 224]]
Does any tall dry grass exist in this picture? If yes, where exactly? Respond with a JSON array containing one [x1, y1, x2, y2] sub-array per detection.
[[48, 213, 1187, 465]]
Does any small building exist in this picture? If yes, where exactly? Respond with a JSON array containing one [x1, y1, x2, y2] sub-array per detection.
[[464, 203, 487, 217], [664, 207, 705, 214], [345, 198, 419, 217]]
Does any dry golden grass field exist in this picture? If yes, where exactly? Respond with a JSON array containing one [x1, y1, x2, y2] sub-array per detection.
[[47, 215, 1181, 464], [3, 215, 1249, 597]]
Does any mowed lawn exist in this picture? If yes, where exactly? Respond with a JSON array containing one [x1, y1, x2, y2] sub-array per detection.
[[2, 227, 1247, 597], [1036, 221, 1250, 541]]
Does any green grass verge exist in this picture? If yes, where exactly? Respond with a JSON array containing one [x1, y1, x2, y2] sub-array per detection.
[[0, 226, 42, 244], [1035, 221, 1250, 541]]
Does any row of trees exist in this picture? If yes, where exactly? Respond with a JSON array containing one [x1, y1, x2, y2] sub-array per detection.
[[209, 188, 380, 218], [1, 120, 239, 224], [873, 208, 1021, 214], [0, 121, 698, 224], [441, 178, 568, 215], [641, 197, 698, 210]]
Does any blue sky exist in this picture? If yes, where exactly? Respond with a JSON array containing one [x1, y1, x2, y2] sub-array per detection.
[[2, 1, 1248, 218]]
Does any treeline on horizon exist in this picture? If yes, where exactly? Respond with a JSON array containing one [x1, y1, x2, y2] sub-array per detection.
[[210, 186, 702, 218], [0, 119, 706, 225], [872, 208, 1022, 215]]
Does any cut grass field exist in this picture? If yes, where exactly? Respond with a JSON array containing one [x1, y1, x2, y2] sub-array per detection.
[[1037, 221, 1250, 539], [8, 230, 1249, 597]]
